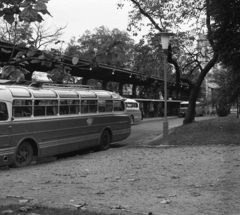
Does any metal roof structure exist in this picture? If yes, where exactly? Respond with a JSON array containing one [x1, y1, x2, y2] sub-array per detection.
[[0, 41, 168, 87]]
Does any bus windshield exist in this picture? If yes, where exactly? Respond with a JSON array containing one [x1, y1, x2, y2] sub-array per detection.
[[0, 102, 8, 121]]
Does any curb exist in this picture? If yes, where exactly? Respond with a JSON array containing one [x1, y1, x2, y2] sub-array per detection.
[[128, 126, 177, 148]]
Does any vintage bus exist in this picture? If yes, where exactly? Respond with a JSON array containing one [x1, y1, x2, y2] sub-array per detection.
[[123, 98, 142, 125], [0, 81, 131, 168], [178, 101, 205, 117]]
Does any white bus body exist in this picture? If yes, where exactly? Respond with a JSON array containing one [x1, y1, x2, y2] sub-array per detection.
[[124, 98, 142, 125], [179, 101, 205, 117]]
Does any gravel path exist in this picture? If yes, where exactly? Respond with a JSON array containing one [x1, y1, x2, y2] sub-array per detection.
[[1, 144, 240, 215]]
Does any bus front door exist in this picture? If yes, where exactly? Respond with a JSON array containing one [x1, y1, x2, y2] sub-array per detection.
[[0, 102, 13, 166]]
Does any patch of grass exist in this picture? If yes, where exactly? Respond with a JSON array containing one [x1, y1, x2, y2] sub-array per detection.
[[150, 115, 240, 146], [0, 204, 116, 215]]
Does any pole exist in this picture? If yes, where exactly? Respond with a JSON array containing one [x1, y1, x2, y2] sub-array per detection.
[[163, 52, 168, 144], [237, 95, 239, 119]]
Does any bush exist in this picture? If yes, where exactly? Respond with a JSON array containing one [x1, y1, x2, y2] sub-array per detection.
[[216, 105, 230, 117]]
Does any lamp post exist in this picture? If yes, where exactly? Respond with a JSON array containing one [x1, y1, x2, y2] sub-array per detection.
[[156, 32, 175, 144]]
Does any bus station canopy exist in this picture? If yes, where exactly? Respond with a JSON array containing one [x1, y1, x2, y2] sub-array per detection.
[[0, 41, 169, 87]]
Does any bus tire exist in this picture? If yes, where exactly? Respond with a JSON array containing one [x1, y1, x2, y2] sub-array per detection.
[[99, 130, 111, 151], [130, 116, 134, 125], [12, 141, 33, 168]]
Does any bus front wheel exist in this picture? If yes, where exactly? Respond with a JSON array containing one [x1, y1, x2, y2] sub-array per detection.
[[99, 130, 111, 151], [12, 141, 33, 168]]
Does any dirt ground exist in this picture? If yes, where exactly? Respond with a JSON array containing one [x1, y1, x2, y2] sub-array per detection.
[[1, 143, 240, 215]]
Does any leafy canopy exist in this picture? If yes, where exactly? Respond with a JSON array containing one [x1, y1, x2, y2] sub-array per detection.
[[0, 0, 51, 24], [65, 26, 135, 69]]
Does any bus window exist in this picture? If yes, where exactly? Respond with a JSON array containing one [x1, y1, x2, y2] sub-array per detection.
[[47, 100, 58, 116], [34, 100, 58, 116], [70, 100, 79, 114], [114, 101, 125, 111], [98, 100, 113, 112], [89, 100, 97, 113], [98, 100, 106, 112], [180, 104, 188, 108], [126, 102, 138, 108], [60, 100, 79, 115], [106, 100, 113, 112], [81, 100, 97, 114], [13, 100, 32, 117], [0, 102, 8, 120]]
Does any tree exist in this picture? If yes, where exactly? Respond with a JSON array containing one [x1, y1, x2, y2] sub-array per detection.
[[0, 19, 66, 49], [209, 67, 240, 116], [118, 0, 226, 124], [0, 0, 51, 25], [0, 0, 76, 84], [210, 0, 240, 70], [132, 35, 176, 81], [0, 19, 32, 44], [65, 26, 135, 69], [29, 21, 66, 49]]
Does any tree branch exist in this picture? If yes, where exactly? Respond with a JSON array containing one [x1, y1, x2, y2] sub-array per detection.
[[130, 0, 163, 32]]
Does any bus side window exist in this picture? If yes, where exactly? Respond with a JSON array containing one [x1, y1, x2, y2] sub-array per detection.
[[13, 100, 32, 118], [89, 100, 97, 113], [81, 100, 97, 114], [114, 101, 125, 111], [98, 100, 106, 112], [47, 100, 58, 116], [34, 106, 45, 116], [0, 102, 8, 121], [106, 100, 113, 112], [60, 100, 68, 115], [99, 100, 113, 112], [70, 100, 79, 114]]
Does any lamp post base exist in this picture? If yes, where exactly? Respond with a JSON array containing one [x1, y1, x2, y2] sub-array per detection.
[[163, 121, 169, 144]]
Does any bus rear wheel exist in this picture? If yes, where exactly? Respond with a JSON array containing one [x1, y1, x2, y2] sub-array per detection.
[[12, 141, 33, 168], [99, 130, 111, 151]]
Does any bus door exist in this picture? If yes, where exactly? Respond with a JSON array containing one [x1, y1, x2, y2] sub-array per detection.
[[0, 101, 12, 151]]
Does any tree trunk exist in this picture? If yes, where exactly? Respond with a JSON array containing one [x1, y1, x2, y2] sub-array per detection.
[[182, 54, 219, 124], [183, 86, 199, 124]]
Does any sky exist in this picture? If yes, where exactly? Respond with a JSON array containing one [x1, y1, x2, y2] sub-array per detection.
[[46, 0, 139, 47]]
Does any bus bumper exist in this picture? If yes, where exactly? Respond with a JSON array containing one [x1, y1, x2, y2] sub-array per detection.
[[178, 112, 186, 117], [0, 148, 15, 167]]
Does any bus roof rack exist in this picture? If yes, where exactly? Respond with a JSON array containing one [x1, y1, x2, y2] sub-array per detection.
[[41, 83, 94, 90]]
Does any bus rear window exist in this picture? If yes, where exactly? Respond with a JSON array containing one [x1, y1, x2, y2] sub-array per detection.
[[0, 102, 8, 121], [126, 102, 138, 108]]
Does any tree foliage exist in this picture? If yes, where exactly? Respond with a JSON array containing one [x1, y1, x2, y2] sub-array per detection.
[[0, 19, 32, 44], [65, 26, 135, 69], [0, 0, 51, 25], [209, 67, 240, 116], [0, 0, 76, 84], [210, 0, 240, 70], [118, 0, 232, 124], [133, 36, 174, 80]]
